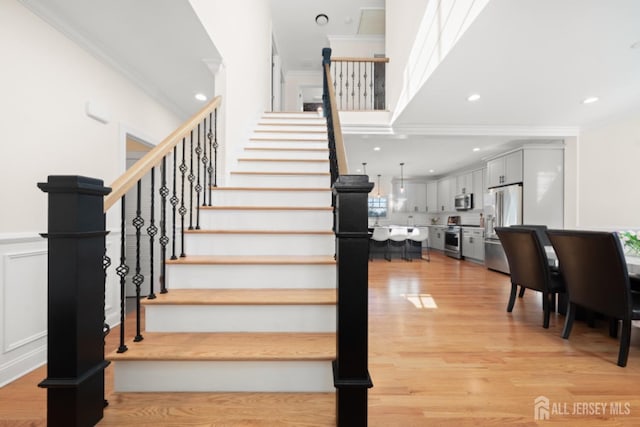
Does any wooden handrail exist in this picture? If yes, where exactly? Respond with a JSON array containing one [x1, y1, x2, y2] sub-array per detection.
[[324, 63, 348, 175], [104, 96, 222, 211], [331, 57, 389, 63]]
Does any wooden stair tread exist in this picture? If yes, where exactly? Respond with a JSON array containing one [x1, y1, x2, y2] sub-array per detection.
[[165, 255, 336, 265], [230, 171, 330, 176], [107, 332, 336, 361], [238, 158, 329, 163], [200, 205, 332, 211], [184, 229, 333, 235], [142, 288, 336, 306], [245, 147, 329, 152], [210, 187, 331, 192]]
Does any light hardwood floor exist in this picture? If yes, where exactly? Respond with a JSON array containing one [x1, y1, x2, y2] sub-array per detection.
[[2, 252, 640, 426]]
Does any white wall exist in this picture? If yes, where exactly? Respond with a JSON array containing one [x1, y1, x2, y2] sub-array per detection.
[[0, 0, 182, 386], [575, 109, 640, 230], [189, 0, 272, 180], [283, 71, 323, 112], [328, 35, 385, 58]]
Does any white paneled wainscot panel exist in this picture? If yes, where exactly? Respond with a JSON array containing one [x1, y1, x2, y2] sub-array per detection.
[[0, 234, 47, 387]]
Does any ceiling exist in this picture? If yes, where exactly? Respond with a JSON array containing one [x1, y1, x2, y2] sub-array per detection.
[[20, 0, 640, 180]]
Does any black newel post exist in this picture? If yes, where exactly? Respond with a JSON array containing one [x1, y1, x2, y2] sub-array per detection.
[[332, 175, 374, 427], [37, 176, 111, 427]]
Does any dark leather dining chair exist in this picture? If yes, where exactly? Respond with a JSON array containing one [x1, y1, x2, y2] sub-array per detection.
[[547, 229, 640, 367], [510, 225, 552, 298], [495, 227, 566, 328]]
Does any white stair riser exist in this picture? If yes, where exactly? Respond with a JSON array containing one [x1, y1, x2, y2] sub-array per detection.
[[166, 263, 336, 289], [236, 160, 329, 173], [199, 209, 332, 231], [210, 189, 332, 207], [184, 233, 335, 256], [261, 113, 324, 122], [114, 360, 334, 392], [255, 125, 326, 133], [145, 305, 336, 333], [252, 132, 327, 141], [229, 173, 331, 188], [242, 148, 329, 160], [247, 140, 328, 150]]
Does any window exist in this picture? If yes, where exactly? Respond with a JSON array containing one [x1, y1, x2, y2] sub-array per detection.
[[368, 197, 388, 218]]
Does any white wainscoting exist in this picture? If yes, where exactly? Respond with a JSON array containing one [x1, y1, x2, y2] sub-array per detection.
[[0, 232, 122, 387]]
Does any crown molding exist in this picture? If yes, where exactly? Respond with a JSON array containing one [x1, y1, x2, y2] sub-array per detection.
[[392, 124, 581, 137]]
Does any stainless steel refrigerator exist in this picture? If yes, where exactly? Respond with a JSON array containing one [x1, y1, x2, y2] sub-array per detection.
[[484, 184, 523, 273]]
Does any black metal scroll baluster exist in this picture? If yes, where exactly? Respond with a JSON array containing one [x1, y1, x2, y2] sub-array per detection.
[[202, 117, 208, 207], [132, 180, 144, 342], [358, 62, 362, 110], [370, 62, 375, 110], [147, 167, 158, 300], [116, 196, 129, 353], [159, 157, 169, 294], [195, 124, 202, 230], [333, 63, 337, 101], [213, 110, 218, 188], [339, 61, 343, 110], [103, 251, 111, 346], [351, 61, 355, 110], [170, 146, 179, 260], [344, 62, 350, 110], [363, 63, 368, 110], [207, 112, 214, 203], [179, 138, 187, 257], [188, 131, 195, 231]]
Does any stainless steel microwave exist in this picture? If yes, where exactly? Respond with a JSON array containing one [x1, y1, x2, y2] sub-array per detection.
[[454, 193, 473, 210]]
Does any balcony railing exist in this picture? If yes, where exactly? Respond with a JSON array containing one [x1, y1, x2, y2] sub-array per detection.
[[329, 56, 389, 111]]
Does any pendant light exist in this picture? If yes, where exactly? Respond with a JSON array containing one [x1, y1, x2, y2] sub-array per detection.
[[400, 162, 405, 193], [362, 162, 367, 175], [376, 174, 381, 198]]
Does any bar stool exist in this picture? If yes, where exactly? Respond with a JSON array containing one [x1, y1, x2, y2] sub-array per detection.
[[370, 227, 391, 261], [407, 227, 430, 261], [389, 227, 409, 261]]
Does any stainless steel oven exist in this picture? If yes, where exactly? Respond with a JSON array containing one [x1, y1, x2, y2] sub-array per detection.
[[444, 226, 462, 259]]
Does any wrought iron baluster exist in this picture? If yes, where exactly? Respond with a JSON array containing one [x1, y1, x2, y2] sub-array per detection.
[[147, 167, 157, 300], [132, 180, 144, 343], [159, 157, 169, 294], [351, 61, 355, 110], [179, 138, 187, 257], [339, 61, 343, 110], [207, 112, 214, 203], [213, 110, 218, 188], [358, 62, 362, 110], [202, 117, 208, 207], [195, 124, 202, 230], [345, 62, 350, 110], [370, 62, 375, 110], [170, 146, 178, 260], [188, 131, 195, 231], [363, 63, 368, 110], [116, 195, 129, 353], [332, 63, 337, 101]]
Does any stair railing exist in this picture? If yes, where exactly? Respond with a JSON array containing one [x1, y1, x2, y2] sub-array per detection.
[[329, 55, 389, 111], [322, 47, 374, 427], [38, 96, 221, 426]]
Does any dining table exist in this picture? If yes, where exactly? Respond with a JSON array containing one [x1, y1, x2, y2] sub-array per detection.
[[545, 246, 640, 276]]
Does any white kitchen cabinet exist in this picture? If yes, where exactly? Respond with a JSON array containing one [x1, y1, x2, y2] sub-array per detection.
[[429, 226, 445, 251], [487, 150, 523, 188], [437, 178, 451, 212], [472, 168, 484, 210], [426, 181, 438, 213], [456, 172, 472, 195], [462, 228, 484, 261]]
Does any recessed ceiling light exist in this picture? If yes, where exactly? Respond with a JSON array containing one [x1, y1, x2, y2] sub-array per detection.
[[373, 147, 381, 151], [582, 96, 599, 104], [344, 17, 353, 24], [356, 168, 362, 173], [467, 94, 481, 102], [195, 93, 207, 101], [473, 147, 480, 152], [315, 14, 329, 26], [429, 169, 435, 173]]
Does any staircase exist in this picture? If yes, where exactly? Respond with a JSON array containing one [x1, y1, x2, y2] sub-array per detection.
[[108, 112, 337, 394]]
